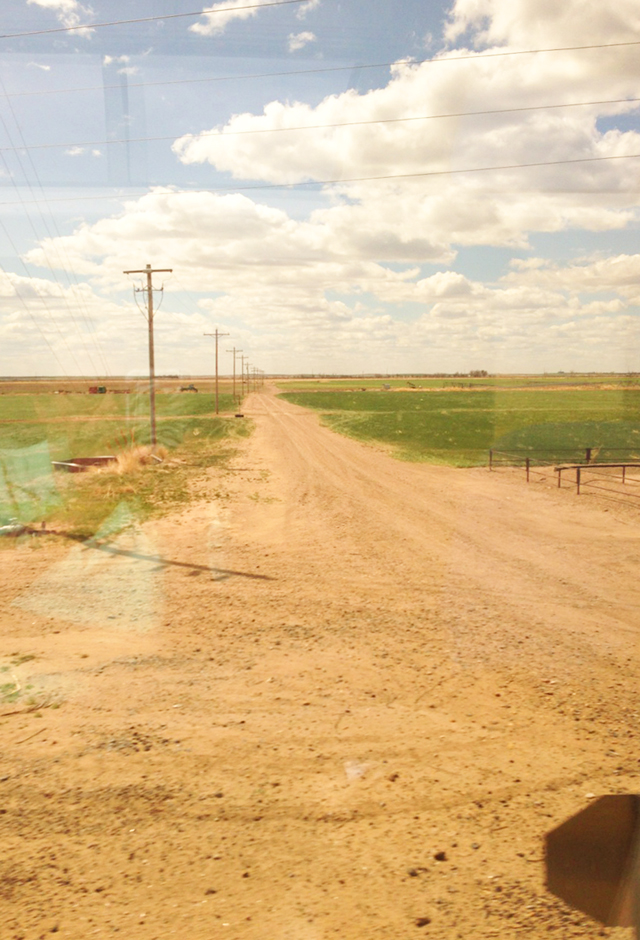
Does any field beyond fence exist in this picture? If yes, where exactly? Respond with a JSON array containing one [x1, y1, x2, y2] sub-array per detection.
[[279, 381, 640, 469]]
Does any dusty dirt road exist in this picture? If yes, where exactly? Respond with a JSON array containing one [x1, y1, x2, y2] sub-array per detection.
[[2, 386, 639, 939]]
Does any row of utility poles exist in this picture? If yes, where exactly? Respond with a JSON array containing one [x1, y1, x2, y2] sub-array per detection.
[[124, 263, 264, 447], [205, 331, 265, 409], [225, 346, 264, 401]]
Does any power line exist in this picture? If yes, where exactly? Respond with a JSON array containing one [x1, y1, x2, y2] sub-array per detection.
[[0, 151, 638, 207], [170, 274, 209, 320], [4, 39, 640, 101], [303, 152, 640, 186], [0, 77, 112, 376], [0, 260, 71, 376], [163, 95, 640, 139], [0, 0, 307, 40], [0, 115, 91, 376], [5, 96, 639, 154], [0, 215, 84, 375]]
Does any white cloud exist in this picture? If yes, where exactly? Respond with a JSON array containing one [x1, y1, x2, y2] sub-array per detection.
[[27, 0, 80, 11], [28, 62, 51, 71], [27, 0, 94, 35], [189, 0, 275, 37], [17, 187, 640, 373], [296, 0, 320, 19], [444, 0, 640, 48], [504, 253, 640, 304], [103, 55, 129, 66], [173, 0, 640, 263], [0, 270, 155, 376], [288, 31, 317, 52], [173, 49, 640, 191], [8, 0, 640, 374], [24, 188, 438, 283], [65, 146, 85, 156]]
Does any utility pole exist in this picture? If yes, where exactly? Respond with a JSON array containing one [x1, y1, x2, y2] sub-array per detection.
[[204, 329, 229, 415], [226, 346, 242, 402], [123, 263, 172, 448], [239, 354, 248, 400]]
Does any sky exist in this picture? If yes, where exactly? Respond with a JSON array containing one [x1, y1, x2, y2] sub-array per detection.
[[0, 0, 639, 377]]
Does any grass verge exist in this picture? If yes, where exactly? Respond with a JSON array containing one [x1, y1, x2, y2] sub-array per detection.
[[1, 412, 251, 540]]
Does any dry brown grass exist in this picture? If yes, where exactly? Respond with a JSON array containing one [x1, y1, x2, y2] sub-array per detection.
[[97, 445, 169, 475]]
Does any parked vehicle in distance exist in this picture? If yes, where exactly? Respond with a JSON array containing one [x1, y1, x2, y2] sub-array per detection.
[[180, 384, 198, 392]]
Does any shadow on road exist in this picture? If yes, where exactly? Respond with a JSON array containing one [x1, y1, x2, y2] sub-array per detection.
[[28, 528, 274, 581]]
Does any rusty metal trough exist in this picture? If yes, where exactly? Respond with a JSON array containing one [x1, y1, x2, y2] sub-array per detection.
[[52, 455, 117, 473]]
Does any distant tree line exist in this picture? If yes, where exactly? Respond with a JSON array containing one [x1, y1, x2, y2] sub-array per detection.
[[287, 371, 493, 378]]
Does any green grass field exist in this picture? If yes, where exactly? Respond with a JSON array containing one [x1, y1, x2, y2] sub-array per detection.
[[277, 374, 640, 392], [0, 388, 236, 427], [279, 386, 640, 467]]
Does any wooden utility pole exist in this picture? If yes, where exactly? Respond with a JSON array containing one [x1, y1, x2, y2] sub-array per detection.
[[204, 329, 229, 414], [239, 354, 248, 399], [226, 346, 242, 402], [123, 263, 172, 447]]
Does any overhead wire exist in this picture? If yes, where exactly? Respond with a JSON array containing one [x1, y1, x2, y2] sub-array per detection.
[[168, 274, 214, 321], [0, 77, 112, 375], [3, 39, 640, 102], [0, 271, 72, 376], [255, 151, 640, 186], [2, 95, 639, 154], [0, 152, 88, 375], [0, 81, 110, 376], [0, 218, 76, 376], [0, 0, 308, 39], [130, 280, 151, 322], [0, 150, 638, 207], [126, 268, 173, 319]]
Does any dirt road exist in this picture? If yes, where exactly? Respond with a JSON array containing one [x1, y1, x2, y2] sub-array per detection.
[[2, 386, 639, 939]]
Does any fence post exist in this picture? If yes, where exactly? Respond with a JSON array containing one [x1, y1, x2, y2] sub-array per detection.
[[558, 469, 562, 488], [622, 465, 626, 484], [576, 466, 581, 495], [585, 447, 592, 464], [526, 457, 530, 482], [489, 449, 493, 471]]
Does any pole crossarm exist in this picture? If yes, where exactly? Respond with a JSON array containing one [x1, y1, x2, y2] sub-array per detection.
[[123, 268, 173, 274], [124, 266, 173, 320]]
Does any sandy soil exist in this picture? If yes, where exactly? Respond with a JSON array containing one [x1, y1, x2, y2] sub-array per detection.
[[1, 386, 639, 940]]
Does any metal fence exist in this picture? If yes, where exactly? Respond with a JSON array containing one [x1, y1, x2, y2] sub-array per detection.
[[489, 448, 640, 506]]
